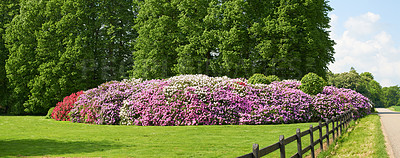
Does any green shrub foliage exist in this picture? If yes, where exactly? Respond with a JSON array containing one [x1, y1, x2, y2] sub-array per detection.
[[266, 75, 281, 84], [45, 107, 55, 119], [300, 73, 326, 95], [248, 73, 268, 84]]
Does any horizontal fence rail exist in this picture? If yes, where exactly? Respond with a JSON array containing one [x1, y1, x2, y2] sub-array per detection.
[[237, 110, 355, 158]]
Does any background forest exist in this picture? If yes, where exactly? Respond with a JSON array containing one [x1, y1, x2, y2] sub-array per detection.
[[0, 0, 398, 115]]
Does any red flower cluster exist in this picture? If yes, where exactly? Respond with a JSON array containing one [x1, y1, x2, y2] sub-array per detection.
[[51, 91, 84, 121], [236, 81, 246, 86]]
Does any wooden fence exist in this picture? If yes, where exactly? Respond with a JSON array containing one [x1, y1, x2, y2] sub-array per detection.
[[237, 110, 354, 158]]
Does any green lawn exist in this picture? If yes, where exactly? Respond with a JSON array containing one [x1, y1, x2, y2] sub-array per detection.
[[0, 116, 319, 157], [388, 106, 400, 112], [317, 114, 388, 158]]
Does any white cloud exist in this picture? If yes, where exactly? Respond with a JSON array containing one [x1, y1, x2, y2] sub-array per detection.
[[344, 12, 381, 38], [329, 12, 400, 87]]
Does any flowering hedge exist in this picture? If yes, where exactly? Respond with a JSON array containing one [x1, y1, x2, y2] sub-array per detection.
[[51, 91, 84, 121], [312, 86, 372, 120], [66, 74, 372, 126], [70, 79, 142, 124]]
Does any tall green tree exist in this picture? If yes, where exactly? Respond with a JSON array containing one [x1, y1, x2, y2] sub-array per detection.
[[4, 0, 46, 114], [174, 0, 216, 76], [134, 0, 335, 80], [0, 0, 19, 113], [174, 0, 261, 78], [5, 0, 137, 115], [132, 0, 180, 79], [249, 0, 334, 79]]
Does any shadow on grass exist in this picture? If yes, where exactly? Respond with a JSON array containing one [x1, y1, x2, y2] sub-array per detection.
[[0, 139, 121, 157]]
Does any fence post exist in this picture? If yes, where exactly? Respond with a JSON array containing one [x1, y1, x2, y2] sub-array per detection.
[[340, 114, 343, 135], [310, 125, 315, 158], [296, 128, 302, 158], [332, 117, 335, 141], [279, 135, 286, 158], [344, 112, 347, 127], [351, 110, 354, 121], [318, 121, 323, 151], [253, 144, 260, 158], [325, 118, 330, 146], [336, 116, 339, 137]]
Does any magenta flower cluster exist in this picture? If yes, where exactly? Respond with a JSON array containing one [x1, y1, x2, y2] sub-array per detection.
[[312, 86, 372, 120], [69, 75, 372, 126]]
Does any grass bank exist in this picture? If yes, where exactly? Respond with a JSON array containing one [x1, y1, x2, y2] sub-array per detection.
[[0, 116, 318, 157], [388, 106, 400, 112], [317, 114, 388, 158]]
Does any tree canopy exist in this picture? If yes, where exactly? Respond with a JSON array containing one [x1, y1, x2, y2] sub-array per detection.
[[3, 0, 137, 114], [133, 0, 335, 79]]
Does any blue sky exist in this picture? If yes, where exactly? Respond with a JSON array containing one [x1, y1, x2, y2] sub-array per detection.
[[327, 0, 400, 87]]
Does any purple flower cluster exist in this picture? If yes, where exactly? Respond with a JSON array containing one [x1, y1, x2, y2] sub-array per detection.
[[312, 86, 372, 120], [69, 75, 372, 126], [70, 79, 142, 125]]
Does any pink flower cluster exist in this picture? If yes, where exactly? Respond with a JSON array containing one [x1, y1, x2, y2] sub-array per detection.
[[66, 75, 371, 126], [312, 86, 372, 120]]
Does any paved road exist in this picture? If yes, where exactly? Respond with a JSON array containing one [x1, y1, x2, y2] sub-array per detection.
[[376, 108, 400, 158]]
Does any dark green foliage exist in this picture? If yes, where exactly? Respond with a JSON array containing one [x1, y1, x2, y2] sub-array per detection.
[[300, 73, 326, 95], [3, 0, 137, 115], [0, 0, 19, 114], [248, 73, 268, 84], [132, 0, 180, 79], [133, 0, 335, 79], [249, 0, 335, 79], [382, 86, 400, 107], [266, 75, 281, 84], [45, 107, 55, 119]]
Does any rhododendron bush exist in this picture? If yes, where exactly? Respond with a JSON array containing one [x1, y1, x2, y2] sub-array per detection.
[[51, 91, 84, 121], [69, 79, 143, 124], [312, 86, 371, 120], [65, 74, 371, 126]]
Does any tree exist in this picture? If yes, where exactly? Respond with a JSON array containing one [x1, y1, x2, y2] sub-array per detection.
[[133, 0, 335, 80], [368, 80, 383, 107], [4, 0, 137, 115], [382, 86, 400, 107], [174, 0, 218, 76], [0, 0, 19, 113], [4, 0, 47, 114], [361, 72, 374, 81], [132, 0, 180, 79], [249, 0, 335, 79]]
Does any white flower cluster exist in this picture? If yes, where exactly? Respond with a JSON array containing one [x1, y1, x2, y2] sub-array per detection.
[[119, 100, 132, 125], [163, 74, 251, 99], [164, 74, 227, 96]]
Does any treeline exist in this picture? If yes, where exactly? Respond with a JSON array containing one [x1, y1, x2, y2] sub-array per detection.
[[1, 0, 136, 114], [327, 68, 400, 108], [0, 0, 335, 115]]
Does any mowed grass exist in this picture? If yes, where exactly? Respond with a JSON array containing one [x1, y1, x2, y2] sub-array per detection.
[[0, 116, 318, 157], [317, 114, 388, 158], [388, 106, 400, 112]]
